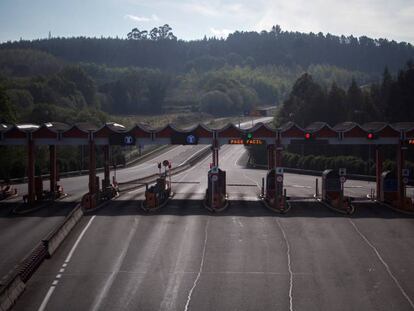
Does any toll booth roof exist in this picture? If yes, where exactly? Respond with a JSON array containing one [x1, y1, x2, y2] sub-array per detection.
[[43, 122, 71, 132], [0, 124, 11, 133], [322, 169, 339, 178], [74, 122, 99, 132], [280, 121, 303, 131], [361, 122, 389, 132], [332, 122, 359, 132], [15, 123, 40, 132], [105, 122, 127, 132], [391, 122, 414, 131], [382, 171, 396, 178], [305, 122, 331, 132]]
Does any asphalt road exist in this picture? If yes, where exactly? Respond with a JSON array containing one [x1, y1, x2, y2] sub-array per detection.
[[0, 118, 270, 286], [0, 145, 208, 284], [13, 145, 414, 311]]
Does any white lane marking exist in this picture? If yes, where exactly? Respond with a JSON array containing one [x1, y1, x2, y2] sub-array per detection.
[[62, 263, 67, 268], [349, 220, 414, 309], [276, 219, 294, 311], [38, 286, 56, 311], [90, 217, 140, 311], [55, 274, 61, 279], [37, 215, 96, 311], [65, 216, 96, 263], [52, 280, 58, 286], [183, 218, 210, 311], [59, 269, 65, 273]]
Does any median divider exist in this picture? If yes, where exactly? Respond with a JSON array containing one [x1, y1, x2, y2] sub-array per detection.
[[118, 145, 211, 193], [0, 203, 84, 310], [0, 273, 25, 311], [43, 203, 84, 257]]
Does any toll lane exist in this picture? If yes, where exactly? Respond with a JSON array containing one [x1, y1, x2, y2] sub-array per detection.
[[12, 145, 414, 311]]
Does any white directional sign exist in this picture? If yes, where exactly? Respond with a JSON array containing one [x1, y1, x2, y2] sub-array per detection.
[[340, 176, 347, 183], [339, 168, 347, 176], [276, 167, 284, 175], [276, 176, 283, 183], [124, 135, 134, 145]]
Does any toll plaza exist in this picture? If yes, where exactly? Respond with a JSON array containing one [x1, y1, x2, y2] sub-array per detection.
[[0, 120, 413, 215]]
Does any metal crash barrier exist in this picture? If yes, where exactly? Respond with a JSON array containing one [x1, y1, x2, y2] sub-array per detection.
[[204, 166, 228, 212], [316, 169, 354, 214], [260, 167, 288, 213]]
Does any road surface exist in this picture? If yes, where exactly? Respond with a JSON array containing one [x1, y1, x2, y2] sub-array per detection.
[[0, 118, 271, 285], [13, 145, 414, 311]]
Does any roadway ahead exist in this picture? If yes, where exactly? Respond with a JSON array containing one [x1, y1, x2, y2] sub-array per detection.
[[14, 145, 414, 311], [0, 118, 271, 285]]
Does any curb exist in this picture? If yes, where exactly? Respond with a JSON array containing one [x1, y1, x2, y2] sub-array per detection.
[[0, 273, 25, 311]]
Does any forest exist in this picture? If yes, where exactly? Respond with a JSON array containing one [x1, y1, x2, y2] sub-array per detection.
[[1, 25, 413, 179]]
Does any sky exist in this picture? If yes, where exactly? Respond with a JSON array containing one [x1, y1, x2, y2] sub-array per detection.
[[0, 0, 414, 44]]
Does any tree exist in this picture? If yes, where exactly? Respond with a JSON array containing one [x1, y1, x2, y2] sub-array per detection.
[[0, 84, 17, 122]]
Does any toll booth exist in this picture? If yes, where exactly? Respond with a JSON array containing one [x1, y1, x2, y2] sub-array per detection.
[[380, 171, 398, 203], [265, 168, 283, 201], [205, 167, 227, 211], [320, 169, 353, 213], [322, 170, 341, 201], [142, 161, 173, 211], [262, 167, 287, 212]]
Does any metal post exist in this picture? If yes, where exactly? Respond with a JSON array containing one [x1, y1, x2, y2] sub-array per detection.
[[88, 138, 96, 196], [267, 145, 275, 169], [397, 142, 405, 209], [49, 145, 57, 193], [103, 145, 110, 189], [27, 137, 35, 205], [315, 178, 319, 198], [376, 146, 382, 201]]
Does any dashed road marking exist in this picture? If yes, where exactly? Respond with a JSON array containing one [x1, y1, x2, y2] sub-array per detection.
[[37, 215, 96, 311]]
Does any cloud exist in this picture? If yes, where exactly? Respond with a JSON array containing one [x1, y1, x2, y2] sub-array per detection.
[[124, 14, 159, 22], [210, 27, 232, 38]]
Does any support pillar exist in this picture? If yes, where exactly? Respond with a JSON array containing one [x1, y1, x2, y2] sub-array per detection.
[[103, 145, 110, 189], [27, 138, 35, 205], [375, 146, 383, 200], [212, 139, 219, 167], [49, 145, 57, 193], [267, 145, 275, 169], [275, 141, 282, 168], [397, 142, 406, 209], [88, 139, 96, 196]]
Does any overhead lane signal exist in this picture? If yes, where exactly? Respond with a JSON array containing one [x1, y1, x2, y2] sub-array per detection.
[[367, 132, 378, 140], [304, 132, 312, 140]]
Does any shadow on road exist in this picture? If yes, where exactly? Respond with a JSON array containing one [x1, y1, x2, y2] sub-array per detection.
[[1, 199, 412, 219], [87, 199, 414, 219]]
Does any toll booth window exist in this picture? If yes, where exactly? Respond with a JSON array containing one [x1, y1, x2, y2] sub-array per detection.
[[325, 179, 341, 191]]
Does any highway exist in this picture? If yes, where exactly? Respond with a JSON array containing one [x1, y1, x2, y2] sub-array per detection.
[[0, 118, 271, 287], [13, 145, 414, 311]]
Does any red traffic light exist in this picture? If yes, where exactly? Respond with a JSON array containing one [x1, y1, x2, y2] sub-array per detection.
[[367, 133, 374, 139], [305, 132, 311, 139]]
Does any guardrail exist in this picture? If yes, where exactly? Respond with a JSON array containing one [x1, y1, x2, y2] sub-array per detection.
[[3, 145, 170, 184], [118, 145, 211, 193]]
